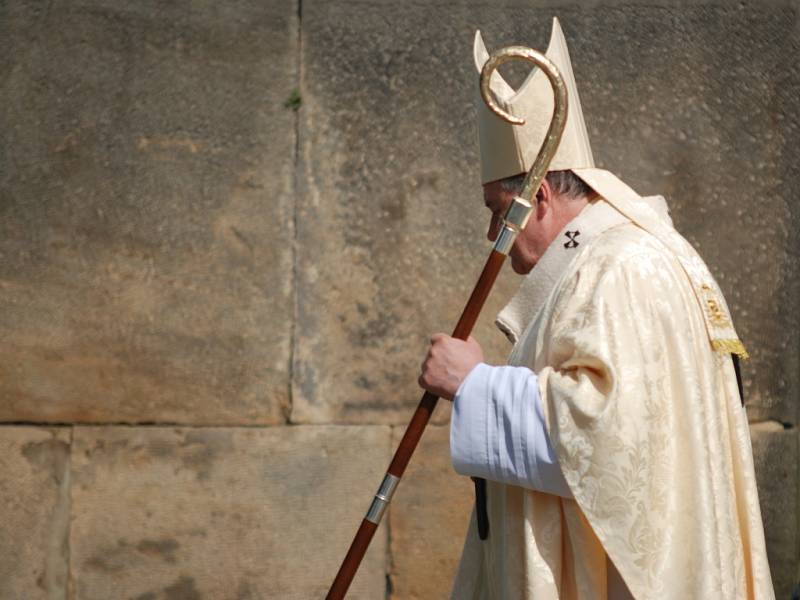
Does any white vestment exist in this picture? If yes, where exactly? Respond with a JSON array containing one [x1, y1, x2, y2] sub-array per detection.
[[450, 187, 774, 599]]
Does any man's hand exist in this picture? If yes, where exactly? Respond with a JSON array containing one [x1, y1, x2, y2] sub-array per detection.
[[418, 334, 484, 400]]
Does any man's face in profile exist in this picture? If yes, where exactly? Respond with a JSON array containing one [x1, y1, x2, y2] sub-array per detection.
[[483, 179, 549, 275]]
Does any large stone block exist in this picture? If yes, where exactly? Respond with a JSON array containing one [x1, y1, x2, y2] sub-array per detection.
[[0, 1, 297, 424], [0, 427, 70, 599], [292, 2, 798, 426], [388, 425, 473, 599], [292, 0, 523, 425], [750, 422, 799, 597], [70, 425, 391, 599]]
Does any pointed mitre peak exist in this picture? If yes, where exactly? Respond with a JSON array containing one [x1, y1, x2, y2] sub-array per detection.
[[474, 17, 595, 184]]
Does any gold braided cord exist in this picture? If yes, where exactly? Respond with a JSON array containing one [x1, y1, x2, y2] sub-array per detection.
[[712, 338, 750, 360]]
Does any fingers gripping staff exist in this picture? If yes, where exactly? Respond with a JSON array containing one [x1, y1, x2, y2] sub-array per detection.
[[326, 46, 568, 600]]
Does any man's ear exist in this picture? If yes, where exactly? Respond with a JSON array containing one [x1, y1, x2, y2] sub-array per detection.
[[535, 178, 553, 219]]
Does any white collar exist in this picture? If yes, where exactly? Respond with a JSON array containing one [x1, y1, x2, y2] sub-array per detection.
[[495, 199, 629, 344], [495, 190, 675, 344]]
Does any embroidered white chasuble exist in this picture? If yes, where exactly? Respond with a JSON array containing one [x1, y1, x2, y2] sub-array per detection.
[[450, 179, 774, 599]]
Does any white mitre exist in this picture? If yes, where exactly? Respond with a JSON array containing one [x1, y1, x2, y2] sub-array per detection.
[[475, 17, 594, 184]]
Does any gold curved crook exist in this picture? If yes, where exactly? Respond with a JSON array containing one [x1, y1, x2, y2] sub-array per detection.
[[479, 45, 569, 204]]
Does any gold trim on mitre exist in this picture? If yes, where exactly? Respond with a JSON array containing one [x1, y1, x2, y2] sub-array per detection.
[[474, 17, 595, 184]]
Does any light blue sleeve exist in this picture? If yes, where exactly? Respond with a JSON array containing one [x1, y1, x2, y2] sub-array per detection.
[[450, 362, 572, 499]]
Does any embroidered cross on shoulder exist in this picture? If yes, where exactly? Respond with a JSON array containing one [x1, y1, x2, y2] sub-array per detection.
[[564, 230, 580, 249]]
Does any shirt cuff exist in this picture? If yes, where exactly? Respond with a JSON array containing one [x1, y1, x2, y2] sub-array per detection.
[[450, 362, 573, 499], [450, 363, 493, 480]]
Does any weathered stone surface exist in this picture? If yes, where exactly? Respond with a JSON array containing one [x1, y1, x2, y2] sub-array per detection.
[[293, 3, 799, 427], [388, 425, 473, 599], [750, 422, 799, 597], [0, 1, 797, 597], [70, 425, 390, 599], [0, 427, 70, 599], [0, 1, 297, 424], [292, 1, 521, 425]]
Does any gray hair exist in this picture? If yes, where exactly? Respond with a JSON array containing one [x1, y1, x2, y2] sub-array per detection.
[[499, 170, 594, 200]]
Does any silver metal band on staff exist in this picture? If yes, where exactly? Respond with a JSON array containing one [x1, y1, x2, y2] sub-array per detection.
[[493, 196, 534, 255], [364, 473, 400, 524]]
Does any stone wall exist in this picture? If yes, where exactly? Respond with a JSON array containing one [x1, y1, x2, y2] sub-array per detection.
[[0, 0, 797, 597]]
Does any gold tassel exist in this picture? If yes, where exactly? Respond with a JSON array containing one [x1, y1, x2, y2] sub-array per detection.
[[712, 338, 749, 360]]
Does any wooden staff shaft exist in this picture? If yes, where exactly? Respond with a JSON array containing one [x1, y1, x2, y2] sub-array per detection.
[[326, 249, 506, 600], [327, 44, 567, 598]]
